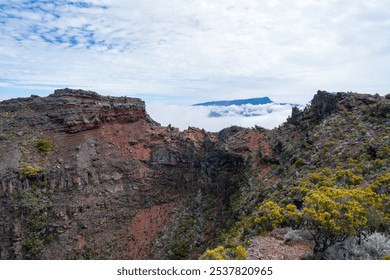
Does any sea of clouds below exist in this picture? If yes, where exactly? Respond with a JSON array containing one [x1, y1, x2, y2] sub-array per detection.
[[147, 103, 300, 132]]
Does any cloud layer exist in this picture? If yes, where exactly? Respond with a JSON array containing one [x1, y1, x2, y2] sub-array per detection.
[[147, 102, 296, 132], [1, 1, 390, 106]]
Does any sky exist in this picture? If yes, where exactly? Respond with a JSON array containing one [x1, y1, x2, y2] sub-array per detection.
[[1, 0, 390, 130]]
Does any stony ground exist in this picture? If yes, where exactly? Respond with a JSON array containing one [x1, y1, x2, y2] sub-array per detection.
[[247, 228, 314, 260]]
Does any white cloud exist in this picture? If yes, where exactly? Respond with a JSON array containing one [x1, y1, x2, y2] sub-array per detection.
[[0, 0, 389, 107], [146, 102, 295, 132], [0, 94, 11, 102]]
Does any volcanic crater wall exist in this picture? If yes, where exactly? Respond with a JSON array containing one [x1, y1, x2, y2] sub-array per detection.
[[0, 89, 263, 259]]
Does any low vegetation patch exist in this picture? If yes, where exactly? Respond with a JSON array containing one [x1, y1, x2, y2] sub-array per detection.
[[36, 138, 54, 154], [19, 165, 45, 179]]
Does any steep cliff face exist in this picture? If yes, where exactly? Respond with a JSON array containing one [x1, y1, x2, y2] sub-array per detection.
[[0, 88, 156, 133], [0, 89, 266, 259]]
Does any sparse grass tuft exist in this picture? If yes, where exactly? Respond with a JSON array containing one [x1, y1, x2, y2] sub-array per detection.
[[36, 138, 54, 154]]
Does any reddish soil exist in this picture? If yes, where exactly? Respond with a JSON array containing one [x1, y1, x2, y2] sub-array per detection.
[[117, 203, 176, 259], [248, 228, 314, 260], [247, 130, 264, 152]]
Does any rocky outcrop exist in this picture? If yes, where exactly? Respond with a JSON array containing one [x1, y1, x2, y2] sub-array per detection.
[[0, 88, 158, 134], [287, 90, 388, 127], [311, 90, 339, 119]]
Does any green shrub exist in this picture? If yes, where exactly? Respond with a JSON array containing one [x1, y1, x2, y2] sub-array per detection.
[[16, 185, 53, 259], [203, 246, 226, 260], [255, 201, 285, 233], [202, 245, 247, 260], [19, 165, 44, 178], [233, 245, 248, 260], [36, 138, 54, 153]]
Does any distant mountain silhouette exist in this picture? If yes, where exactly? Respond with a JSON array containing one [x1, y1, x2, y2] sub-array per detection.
[[193, 97, 301, 118], [193, 97, 273, 106]]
